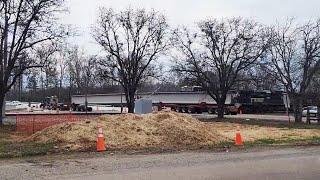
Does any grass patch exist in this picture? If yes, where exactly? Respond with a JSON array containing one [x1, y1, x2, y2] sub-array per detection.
[[254, 138, 277, 144], [247, 136, 320, 146], [0, 141, 54, 158], [0, 125, 54, 159], [217, 140, 234, 147], [0, 125, 15, 140], [200, 117, 320, 130], [216, 136, 320, 149]]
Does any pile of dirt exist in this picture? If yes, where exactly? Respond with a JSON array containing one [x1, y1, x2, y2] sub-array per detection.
[[28, 112, 228, 151]]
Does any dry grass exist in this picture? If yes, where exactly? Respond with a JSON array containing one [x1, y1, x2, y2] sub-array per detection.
[[0, 126, 54, 158], [208, 122, 320, 142]]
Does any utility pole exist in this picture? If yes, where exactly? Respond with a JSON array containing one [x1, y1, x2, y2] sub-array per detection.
[[85, 76, 88, 114], [41, 67, 45, 103], [1, 7, 9, 123], [120, 85, 123, 113], [69, 75, 72, 104]]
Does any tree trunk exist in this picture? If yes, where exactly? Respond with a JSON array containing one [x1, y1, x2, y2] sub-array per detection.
[[291, 94, 303, 123], [217, 103, 224, 118], [0, 93, 5, 125], [122, 82, 137, 114], [217, 96, 226, 119], [125, 88, 136, 113], [127, 100, 135, 113]]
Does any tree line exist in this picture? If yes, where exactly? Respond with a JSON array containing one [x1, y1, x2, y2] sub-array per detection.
[[1, 1, 320, 124]]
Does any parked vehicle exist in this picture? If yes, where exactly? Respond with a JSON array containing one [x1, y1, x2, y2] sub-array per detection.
[[57, 103, 71, 111], [302, 106, 318, 117], [71, 103, 93, 112], [40, 96, 59, 110], [71, 89, 288, 115], [6, 101, 23, 106], [72, 87, 239, 115], [232, 90, 286, 114]]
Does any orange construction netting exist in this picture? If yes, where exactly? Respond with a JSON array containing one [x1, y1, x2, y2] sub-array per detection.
[[15, 113, 99, 135]]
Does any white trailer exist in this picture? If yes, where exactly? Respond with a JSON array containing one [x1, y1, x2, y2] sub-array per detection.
[[72, 92, 238, 114]]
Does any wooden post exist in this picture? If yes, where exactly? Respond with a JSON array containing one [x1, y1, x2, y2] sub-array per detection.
[[317, 105, 320, 125], [307, 108, 311, 125], [32, 116, 35, 134]]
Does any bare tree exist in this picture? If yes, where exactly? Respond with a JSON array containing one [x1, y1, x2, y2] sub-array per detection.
[[37, 43, 59, 100], [236, 66, 280, 91], [81, 56, 96, 112], [261, 19, 320, 123], [67, 46, 88, 91], [0, 0, 66, 124], [66, 46, 97, 108], [56, 45, 68, 101], [172, 18, 269, 118], [93, 8, 169, 113], [26, 68, 39, 102]]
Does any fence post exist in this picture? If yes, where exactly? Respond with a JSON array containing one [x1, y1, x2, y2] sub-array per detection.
[[317, 105, 320, 125], [15, 114, 18, 131], [32, 115, 35, 134], [307, 108, 311, 125]]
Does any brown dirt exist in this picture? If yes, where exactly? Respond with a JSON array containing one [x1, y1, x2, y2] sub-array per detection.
[[28, 112, 227, 151]]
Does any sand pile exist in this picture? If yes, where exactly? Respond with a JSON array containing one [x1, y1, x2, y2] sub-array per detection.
[[29, 112, 227, 151]]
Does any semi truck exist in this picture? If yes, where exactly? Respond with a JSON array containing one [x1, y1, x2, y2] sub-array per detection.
[[71, 88, 287, 114], [71, 90, 239, 114]]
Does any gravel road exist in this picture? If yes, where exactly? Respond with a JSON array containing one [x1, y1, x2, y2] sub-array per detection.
[[1, 147, 320, 180]]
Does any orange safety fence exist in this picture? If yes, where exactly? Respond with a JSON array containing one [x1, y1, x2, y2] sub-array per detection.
[[15, 113, 100, 135]]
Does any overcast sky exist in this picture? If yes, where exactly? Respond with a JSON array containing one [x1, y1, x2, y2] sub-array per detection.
[[61, 0, 320, 54]]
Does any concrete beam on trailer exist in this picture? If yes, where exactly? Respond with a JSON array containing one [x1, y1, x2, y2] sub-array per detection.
[[71, 92, 234, 106]]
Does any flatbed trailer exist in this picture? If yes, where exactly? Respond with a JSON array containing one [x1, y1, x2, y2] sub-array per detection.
[[72, 92, 239, 114]]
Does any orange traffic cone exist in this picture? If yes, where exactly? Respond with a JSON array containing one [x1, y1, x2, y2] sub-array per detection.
[[96, 125, 106, 152], [235, 126, 243, 146]]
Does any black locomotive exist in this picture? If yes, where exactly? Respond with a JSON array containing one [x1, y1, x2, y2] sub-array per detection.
[[232, 90, 286, 114]]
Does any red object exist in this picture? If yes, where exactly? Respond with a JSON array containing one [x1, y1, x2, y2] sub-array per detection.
[[97, 126, 106, 152], [16, 114, 99, 135], [235, 132, 243, 146]]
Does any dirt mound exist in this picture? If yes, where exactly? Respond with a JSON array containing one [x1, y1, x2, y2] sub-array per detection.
[[28, 112, 227, 151]]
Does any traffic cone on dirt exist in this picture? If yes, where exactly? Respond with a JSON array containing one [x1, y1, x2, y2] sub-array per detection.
[[235, 126, 243, 146], [96, 125, 106, 152]]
